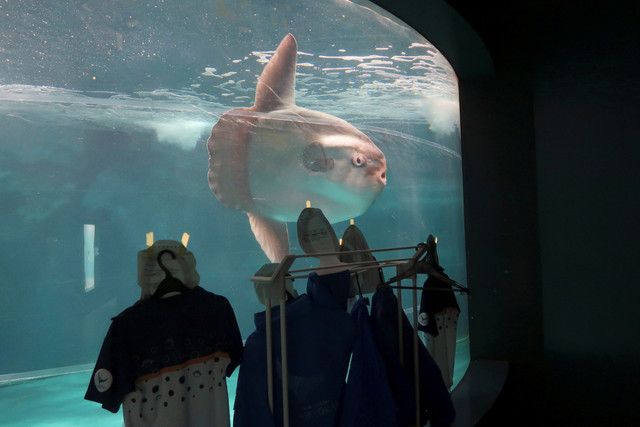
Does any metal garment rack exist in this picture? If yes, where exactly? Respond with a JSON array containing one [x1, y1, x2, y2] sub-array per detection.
[[250, 242, 469, 427]]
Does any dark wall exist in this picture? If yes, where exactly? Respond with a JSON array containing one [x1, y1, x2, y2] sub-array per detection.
[[372, 0, 639, 424], [532, 4, 640, 424]]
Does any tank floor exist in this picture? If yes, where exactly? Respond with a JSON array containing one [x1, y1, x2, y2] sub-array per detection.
[[0, 339, 470, 426]]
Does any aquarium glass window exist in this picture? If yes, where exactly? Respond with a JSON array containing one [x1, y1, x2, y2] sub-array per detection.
[[0, 0, 468, 424]]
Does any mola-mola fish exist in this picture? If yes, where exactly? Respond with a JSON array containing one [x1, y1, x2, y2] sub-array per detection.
[[207, 34, 387, 262]]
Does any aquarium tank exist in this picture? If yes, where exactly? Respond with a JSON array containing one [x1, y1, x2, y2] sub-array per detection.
[[0, 0, 468, 424]]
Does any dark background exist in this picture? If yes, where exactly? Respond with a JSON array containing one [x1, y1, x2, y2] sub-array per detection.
[[371, 0, 639, 425]]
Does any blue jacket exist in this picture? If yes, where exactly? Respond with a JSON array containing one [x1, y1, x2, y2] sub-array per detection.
[[370, 287, 456, 427], [339, 297, 398, 427], [234, 270, 355, 427]]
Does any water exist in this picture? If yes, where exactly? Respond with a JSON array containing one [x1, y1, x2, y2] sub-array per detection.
[[0, 0, 468, 423]]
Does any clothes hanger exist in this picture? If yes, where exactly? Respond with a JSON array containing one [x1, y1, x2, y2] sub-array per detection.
[[152, 249, 190, 298], [381, 243, 470, 294], [425, 234, 439, 267], [380, 243, 429, 286], [423, 235, 470, 294]]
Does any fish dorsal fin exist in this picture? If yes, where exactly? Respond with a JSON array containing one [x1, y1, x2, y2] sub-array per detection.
[[247, 212, 291, 263], [253, 34, 297, 112]]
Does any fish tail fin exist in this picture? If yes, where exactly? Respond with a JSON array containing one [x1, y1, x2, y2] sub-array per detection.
[[247, 212, 290, 263], [207, 111, 254, 211]]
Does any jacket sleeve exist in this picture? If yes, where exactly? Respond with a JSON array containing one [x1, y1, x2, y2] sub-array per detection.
[[232, 332, 276, 427], [84, 320, 134, 413], [219, 296, 244, 377]]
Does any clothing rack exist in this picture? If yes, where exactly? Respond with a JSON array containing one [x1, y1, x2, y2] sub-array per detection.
[[250, 241, 469, 427]]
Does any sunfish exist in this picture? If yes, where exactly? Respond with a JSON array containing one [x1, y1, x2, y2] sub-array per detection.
[[207, 34, 387, 262]]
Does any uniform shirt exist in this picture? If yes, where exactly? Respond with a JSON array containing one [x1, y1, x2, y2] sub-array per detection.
[[85, 287, 243, 427], [418, 267, 461, 337]]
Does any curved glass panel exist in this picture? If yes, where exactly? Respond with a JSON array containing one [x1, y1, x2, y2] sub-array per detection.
[[0, 0, 467, 424]]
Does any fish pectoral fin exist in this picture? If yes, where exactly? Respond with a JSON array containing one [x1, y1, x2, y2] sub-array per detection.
[[247, 213, 290, 263], [303, 142, 334, 172]]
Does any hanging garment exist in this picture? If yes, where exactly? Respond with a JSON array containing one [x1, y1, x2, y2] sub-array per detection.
[[370, 287, 456, 427], [418, 268, 461, 390], [339, 297, 398, 427], [234, 270, 356, 427], [85, 287, 243, 427]]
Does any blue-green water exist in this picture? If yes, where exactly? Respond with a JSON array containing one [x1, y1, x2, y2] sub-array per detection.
[[0, 0, 468, 423]]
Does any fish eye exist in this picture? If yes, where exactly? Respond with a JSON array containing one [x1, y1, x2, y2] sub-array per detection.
[[352, 154, 366, 167]]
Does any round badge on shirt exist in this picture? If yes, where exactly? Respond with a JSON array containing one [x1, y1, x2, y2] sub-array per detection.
[[94, 368, 113, 392], [419, 312, 429, 326]]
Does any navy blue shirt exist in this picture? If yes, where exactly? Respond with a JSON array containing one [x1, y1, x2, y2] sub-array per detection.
[[85, 287, 243, 425]]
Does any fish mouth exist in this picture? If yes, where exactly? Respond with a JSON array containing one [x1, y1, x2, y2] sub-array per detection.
[[365, 164, 386, 189], [374, 156, 387, 187]]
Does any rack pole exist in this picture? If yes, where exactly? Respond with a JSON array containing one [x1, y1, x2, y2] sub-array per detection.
[[397, 281, 404, 365], [412, 275, 421, 426], [265, 298, 274, 415], [280, 296, 290, 427]]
